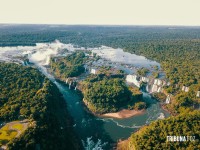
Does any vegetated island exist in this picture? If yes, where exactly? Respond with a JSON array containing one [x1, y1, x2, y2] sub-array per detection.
[[0, 62, 82, 150], [1, 25, 200, 149], [49, 51, 86, 80], [49, 51, 146, 119], [80, 75, 145, 118], [117, 110, 200, 150]]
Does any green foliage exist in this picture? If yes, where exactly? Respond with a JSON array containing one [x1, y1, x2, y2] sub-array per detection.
[[134, 102, 146, 110], [82, 76, 132, 113], [152, 93, 167, 102], [166, 83, 200, 114], [1, 25, 199, 110], [136, 68, 149, 76], [50, 52, 86, 80], [152, 71, 159, 78], [0, 63, 44, 120], [0, 63, 80, 150], [128, 111, 200, 150]]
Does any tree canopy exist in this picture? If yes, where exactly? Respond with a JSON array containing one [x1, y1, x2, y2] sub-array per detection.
[[0, 63, 81, 150]]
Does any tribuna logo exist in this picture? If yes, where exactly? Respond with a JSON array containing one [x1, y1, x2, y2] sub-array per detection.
[[167, 136, 195, 142]]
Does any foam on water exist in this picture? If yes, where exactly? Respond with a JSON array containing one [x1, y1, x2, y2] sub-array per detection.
[[96, 118, 141, 129], [92, 46, 160, 68], [82, 137, 107, 150], [0, 41, 170, 146]]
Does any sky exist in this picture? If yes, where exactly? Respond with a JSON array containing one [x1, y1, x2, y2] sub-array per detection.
[[0, 0, 200, 26]]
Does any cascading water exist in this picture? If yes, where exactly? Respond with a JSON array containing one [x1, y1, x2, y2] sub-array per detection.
[[166, 95, 171, 104], [151, 84, 158, 93], [0, 41, 170, 150]]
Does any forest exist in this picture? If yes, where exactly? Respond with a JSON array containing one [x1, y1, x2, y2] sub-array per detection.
[[49, 51, 86, 80], [80, 74, 144, 114], [49, 50, 145, 114], [0, 63, 81, 150], [0, 25, 200, 149], [125, 111, 200, 150]]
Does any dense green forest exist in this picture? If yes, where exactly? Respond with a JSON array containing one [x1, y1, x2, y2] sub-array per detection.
[[80, 75, 143, 114], [0, 63, 81, 150], [49, 50, 144, 114], [123, 111, 200, 150], [50, 52, 86, 80], [0, 25, 200, 149]]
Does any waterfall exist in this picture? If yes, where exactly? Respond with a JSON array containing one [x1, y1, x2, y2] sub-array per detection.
[[69, 82, 72, 89], [23, 61, 27, 66], [197, 91, 200, 98], [182, 86, 189, 92], [151, 84, 158, 93], [165, 95, 170, 104], [154, 79, 158, 85], [146, 84, 150, 92], [157, 87, 161, 93], [126, 75, 140, 88], [157, 80, 162, 86]]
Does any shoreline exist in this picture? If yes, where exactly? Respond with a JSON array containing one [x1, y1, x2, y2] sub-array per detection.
[[160, 104, 176, 116], [82, 98, 146, 119], [101, 109, 146, 119]]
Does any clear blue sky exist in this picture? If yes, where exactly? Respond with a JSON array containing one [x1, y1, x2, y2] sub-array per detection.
[[0, 0, 200, 26]]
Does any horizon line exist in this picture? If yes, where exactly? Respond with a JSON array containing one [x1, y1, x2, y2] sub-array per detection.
[[1, 23, 200, 27]]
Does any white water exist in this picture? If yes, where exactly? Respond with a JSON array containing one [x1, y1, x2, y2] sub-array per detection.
[[82, 137, 107, 150], [92, 46, 160, 68], [0, 41, 170, 149]]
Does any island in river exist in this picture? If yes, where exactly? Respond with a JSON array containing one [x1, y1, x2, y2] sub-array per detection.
[[49, 51, 146, 117], [0, 25, 200, 150]]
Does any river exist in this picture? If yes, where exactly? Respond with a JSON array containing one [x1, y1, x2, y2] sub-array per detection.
[[54, 82, 170, 149], [0, 42, 170, 150]]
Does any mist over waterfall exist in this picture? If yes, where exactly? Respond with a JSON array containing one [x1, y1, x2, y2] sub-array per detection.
[[0, 40, 170, 150], [0, 40, 74, 65]]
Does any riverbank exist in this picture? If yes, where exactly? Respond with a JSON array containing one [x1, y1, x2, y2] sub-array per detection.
[[82, 98, 146, 119], [101, 109, 145, 119], [160, 104, 176, 116], [116, 139, 130, 150]]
